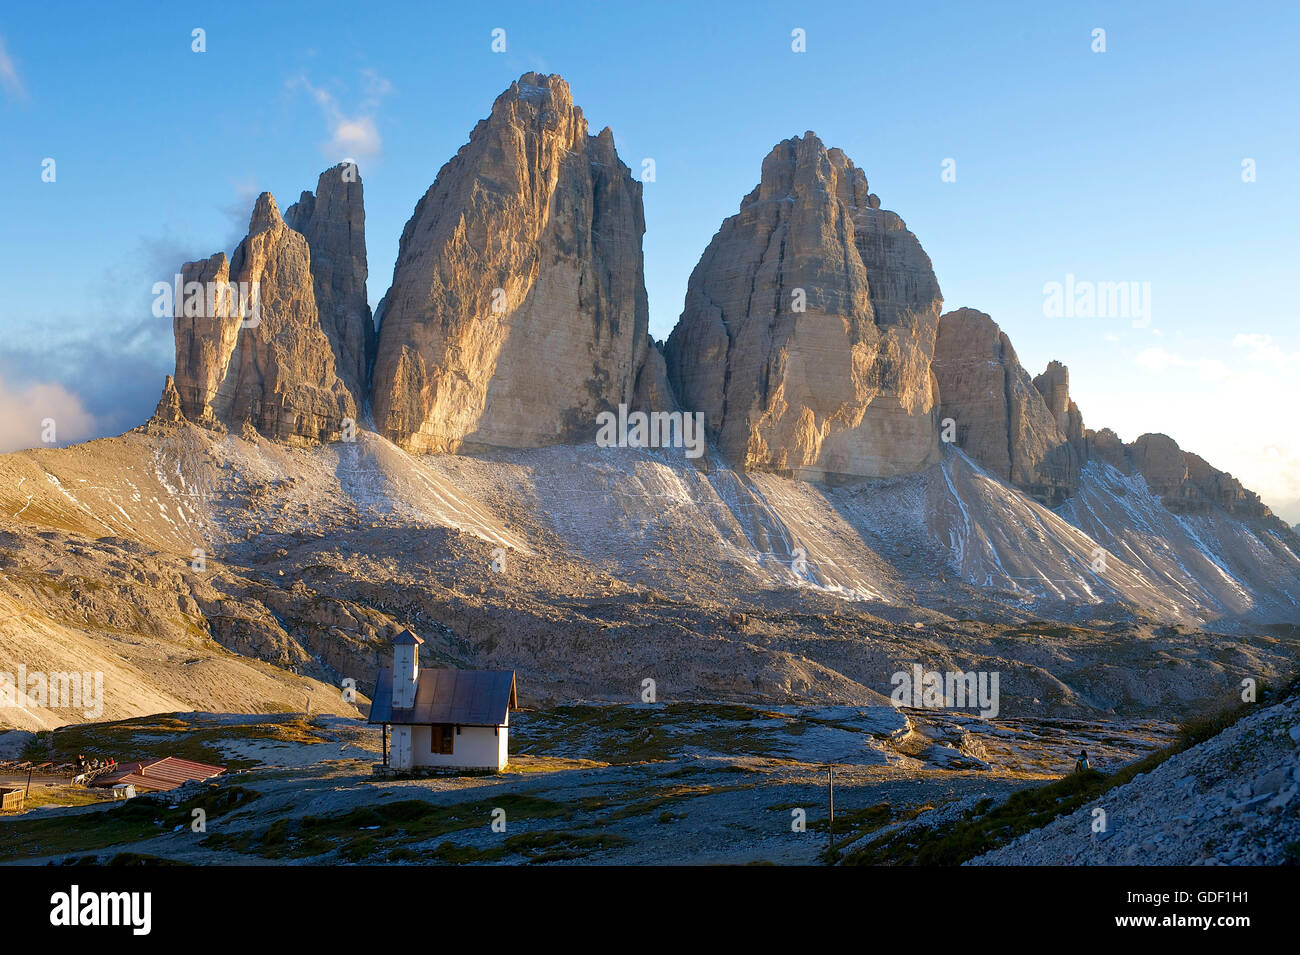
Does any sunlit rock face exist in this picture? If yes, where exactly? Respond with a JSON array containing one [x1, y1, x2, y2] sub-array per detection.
[[371, 73, 659, 454], [171, 192, 356, 444], [665, 132, 943, 480]]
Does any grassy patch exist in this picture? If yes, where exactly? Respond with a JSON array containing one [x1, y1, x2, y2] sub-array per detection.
[[505, 830, 631, 863], [202, 792, 571, 862], [766, 800, 925, 861], [1004, 622, 1088, 640], [201, 778, 731, 864], [47, 714, 336, 770], [21, 732, 53, 763], [0, 785, 260, 862], [840, 771, 1109, 866], [58, 852, 192, 866], [513, 702, 791, 764], [600, 783, 751, 822], [19, 785, 115, 812], [504, 755, 606, 774], [813, 801, 895, 835], [416, 830, 632, 865]]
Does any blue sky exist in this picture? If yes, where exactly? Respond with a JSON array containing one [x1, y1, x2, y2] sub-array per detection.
[[2, 0, 1298, 519]]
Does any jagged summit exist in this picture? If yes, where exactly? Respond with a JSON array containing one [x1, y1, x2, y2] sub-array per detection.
[[932, 306, 1297, 543], [1032, 360, 1085, 449], [170, 185, 356, 445], [665, 131, 943, 479], [248, 191, 282, 234], [285, 162, 375, 407], [152, 373, 184, 425], [932, 307, 1083, 506], [369, 71, 661, 454]]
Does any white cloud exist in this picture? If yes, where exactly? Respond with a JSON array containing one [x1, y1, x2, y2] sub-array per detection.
[[1134, 346, 1227, 381], [0, 374, 98, 453], [0, 34, 27, 103], [331, 116, 381, 156], [1231, 332, 1300, 367], [289, 69, 391, 162]]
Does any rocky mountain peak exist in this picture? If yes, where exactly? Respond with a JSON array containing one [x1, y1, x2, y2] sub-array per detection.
[[1032, 360, 1085, 454], [933, 308, 1081, 506], [169, 184, 356, 445], [151, 374, 184, 425], [469, 72, 589, 155], [933, 313, 1288, 526], [147, 80, 1291, 558], [665, 133, 943, 479], [1130, 433, 1187, 496], [1129, 433, 1282, 523], [285, 162, 374, 409], [369, 72, 658, 454], [248, 192, 283, 235]]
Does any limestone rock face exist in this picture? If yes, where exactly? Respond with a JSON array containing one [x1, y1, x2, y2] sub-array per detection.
[[1033, 360, 1085, 452], [665, 132, 942, 479], [1086, 427, 1130, 474], [284, 164, 375, 408], [633, 339, 677, 413], [932, 308, 1080, 506], [1183, 452, 1269, 518], [152, 374, 184, 425], [370, 73, 654, 454], [1130, 433, 1188, 497], [1130, 433, 1274, 518], [171, 193, 356, 444]]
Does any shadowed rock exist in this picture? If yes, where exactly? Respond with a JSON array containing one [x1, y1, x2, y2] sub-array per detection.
[[285, 163, 375, 410], [932, 307, 1081, 506]]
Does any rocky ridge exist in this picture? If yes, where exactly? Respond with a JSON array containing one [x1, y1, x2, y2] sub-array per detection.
[[148, 71, 1295, 594], [932, 307, 1082, 506], [156, 74, 1287, 545]]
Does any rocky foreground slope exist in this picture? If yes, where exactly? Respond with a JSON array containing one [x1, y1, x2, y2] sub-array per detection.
[[971, 693, 1300, 865]]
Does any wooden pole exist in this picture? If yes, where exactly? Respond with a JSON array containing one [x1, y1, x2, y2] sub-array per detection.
[[827, 765, 835, 857], [25, 768, 32, 798]]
